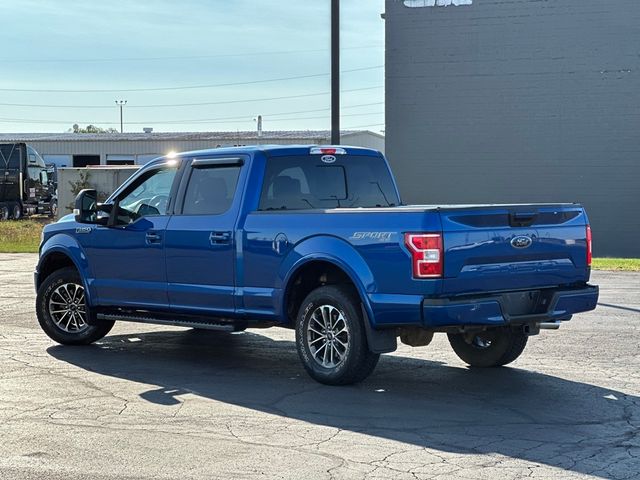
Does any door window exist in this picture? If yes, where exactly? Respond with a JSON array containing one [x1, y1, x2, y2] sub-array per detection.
[[182, 166, 241, 215], [27, 166, 41, 181], [116, 167, 177, 223]]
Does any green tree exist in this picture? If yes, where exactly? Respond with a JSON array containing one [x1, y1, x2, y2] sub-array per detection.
[[70, 124, 118, 134]]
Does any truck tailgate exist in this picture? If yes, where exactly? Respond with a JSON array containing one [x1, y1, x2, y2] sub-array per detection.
[[439, 204, 590, 296]]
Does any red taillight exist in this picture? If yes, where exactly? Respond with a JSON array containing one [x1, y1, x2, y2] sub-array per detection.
[[405, 233, 443, 278], [586, 224, 592, 266]]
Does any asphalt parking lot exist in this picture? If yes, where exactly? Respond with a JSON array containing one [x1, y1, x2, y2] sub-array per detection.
[[0, 253, 638, 480]]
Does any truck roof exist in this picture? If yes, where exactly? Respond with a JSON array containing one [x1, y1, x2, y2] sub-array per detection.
[[167, 144, 382, 161]]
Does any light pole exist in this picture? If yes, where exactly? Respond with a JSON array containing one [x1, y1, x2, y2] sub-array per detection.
[[115, 100, 127, 133], [331, 0, 340, 145]]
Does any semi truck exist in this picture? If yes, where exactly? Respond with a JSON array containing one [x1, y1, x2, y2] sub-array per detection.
[[0, 143, 55, 219]]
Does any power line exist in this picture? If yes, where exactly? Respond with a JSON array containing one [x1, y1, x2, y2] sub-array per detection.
[[341, 122, 385, 130], [0, 110, 384, 126], [0, 45, 383, 64], [0, 86, 384, 109], [184, 109, 384, 125], [0, 65, 383, 93], [251, 112, 384, 125]]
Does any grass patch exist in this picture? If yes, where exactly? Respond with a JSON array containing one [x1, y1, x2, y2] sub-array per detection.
[[0, 220, 46, 253], [592, 258, 640, 272]]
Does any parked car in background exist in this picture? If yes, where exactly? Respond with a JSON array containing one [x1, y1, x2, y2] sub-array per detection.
[[0, 143, 55, 219], [35, 145, 598, 385]]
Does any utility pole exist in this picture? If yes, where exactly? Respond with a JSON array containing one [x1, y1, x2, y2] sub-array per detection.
[[255, 115, 263, 138], [115, 100, 127, 133], [331, 0, 340, 145]]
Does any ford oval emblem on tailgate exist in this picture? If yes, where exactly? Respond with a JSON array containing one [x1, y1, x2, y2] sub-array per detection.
[[511, 235, 533, 249]]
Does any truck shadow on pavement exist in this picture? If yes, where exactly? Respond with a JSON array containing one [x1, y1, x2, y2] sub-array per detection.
[[47, 329, 639, 478]]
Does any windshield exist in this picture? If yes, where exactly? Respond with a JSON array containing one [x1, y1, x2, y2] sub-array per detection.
[[259, 155, 399, 210]]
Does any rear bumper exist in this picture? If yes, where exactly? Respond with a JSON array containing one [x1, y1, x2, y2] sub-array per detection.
[[422, 285, 599, 328]]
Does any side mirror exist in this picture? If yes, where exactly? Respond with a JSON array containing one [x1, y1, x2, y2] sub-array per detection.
[[39, 170, 48, 184], [74, 189, 98, 223], [74, 189, 112, 225]]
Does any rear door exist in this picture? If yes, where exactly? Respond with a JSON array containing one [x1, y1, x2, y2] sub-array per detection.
[[439, 204, 590, 296], [165, 156, 246, 316]]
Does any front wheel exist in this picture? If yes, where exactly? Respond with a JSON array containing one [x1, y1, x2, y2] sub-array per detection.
[[296, 285, 379, 385], [448, 327, 528, 368], [36, 267, 114, 345]]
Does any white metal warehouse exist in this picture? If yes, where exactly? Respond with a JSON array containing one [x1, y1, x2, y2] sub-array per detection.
[[0, 130, 384, 167]]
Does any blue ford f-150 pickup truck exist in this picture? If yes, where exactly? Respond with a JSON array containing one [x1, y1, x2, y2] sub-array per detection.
[[35, 146, 599, 385]]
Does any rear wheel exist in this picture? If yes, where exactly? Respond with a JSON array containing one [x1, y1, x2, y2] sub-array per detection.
[[36, 267, 114, 345], [0, 205, 8, 221], [296, 285, 379, 385], [448, 327, 528, 367]]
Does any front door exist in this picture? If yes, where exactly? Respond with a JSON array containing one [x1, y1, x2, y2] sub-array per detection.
[[85, 165, 178, 309], [165, 157, 244, 316]]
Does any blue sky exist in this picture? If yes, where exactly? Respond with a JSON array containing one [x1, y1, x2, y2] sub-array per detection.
[[0, 0, 385, 133]]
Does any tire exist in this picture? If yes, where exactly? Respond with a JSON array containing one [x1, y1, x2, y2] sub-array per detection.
[[36, 267, 114, 345], [0, 205, 8, 221], [295, 285, 380, 385], [50, 200, 58, 218], [11, 202, 22, 220], [447, 327, 528, 368]]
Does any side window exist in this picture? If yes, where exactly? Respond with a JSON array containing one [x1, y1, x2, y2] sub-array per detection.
[[27, 166, 40, 181], [182, 166, 241, 215], [27, 146, 37, 164], [117, 167, 177, 222]]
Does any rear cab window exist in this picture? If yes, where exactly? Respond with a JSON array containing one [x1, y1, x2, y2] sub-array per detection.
[[259, 155, 399, 211]]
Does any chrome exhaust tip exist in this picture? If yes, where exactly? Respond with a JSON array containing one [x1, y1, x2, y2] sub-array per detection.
[[539, 322, 561, 330]]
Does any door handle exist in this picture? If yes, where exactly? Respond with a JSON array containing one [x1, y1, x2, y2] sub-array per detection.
[[209, 231, 231, 245], [145, 232, 162, 244]]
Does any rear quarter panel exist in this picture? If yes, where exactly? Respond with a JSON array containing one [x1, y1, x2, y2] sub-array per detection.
[[241, 210, 442, 325]]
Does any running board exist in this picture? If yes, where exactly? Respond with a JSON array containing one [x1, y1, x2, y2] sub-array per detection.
[[96, 312, 239, 332]]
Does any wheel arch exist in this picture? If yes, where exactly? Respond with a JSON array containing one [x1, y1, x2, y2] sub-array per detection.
[[282, 257, 368, 326], [279, 236, 398, 354], [37, 235, 95, 305], [279, 236, 376, 326]]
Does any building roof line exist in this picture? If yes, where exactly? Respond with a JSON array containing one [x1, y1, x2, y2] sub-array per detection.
[[0, 130, 383, 143]]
